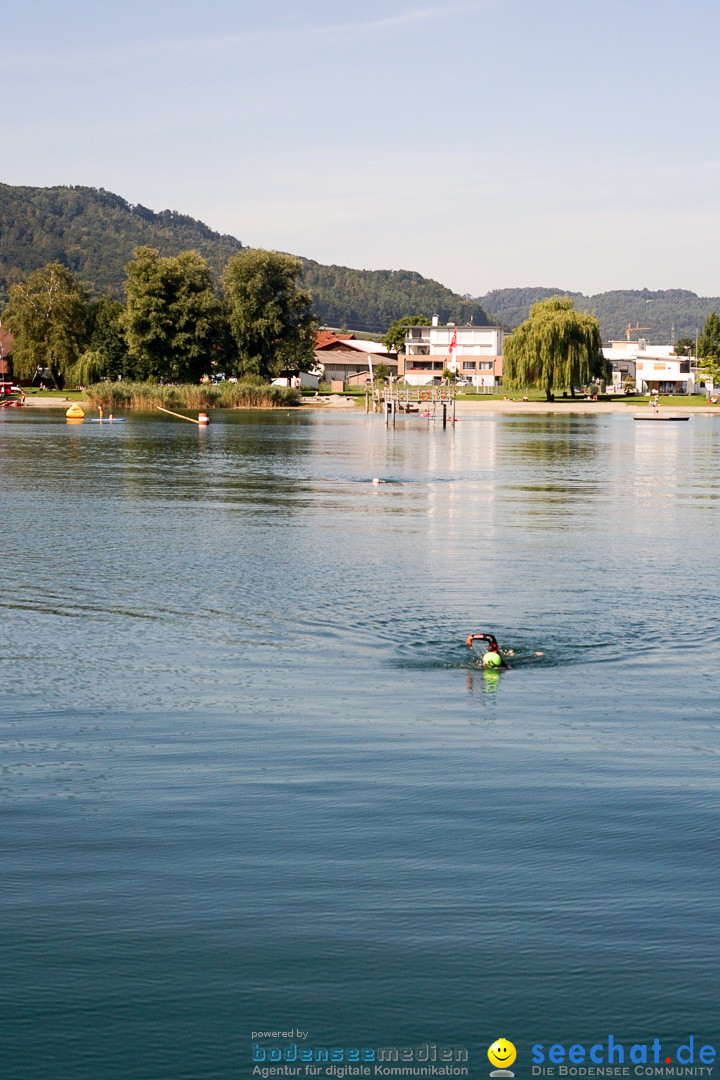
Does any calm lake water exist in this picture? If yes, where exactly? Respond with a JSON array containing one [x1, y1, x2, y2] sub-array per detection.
[[1, 408, 718, 1080]]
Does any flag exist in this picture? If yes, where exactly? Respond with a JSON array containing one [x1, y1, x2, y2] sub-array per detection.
[[448, 329, 457, 372]]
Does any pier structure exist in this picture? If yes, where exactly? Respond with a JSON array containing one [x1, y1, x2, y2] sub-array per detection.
[[366, 385, 456, 427]]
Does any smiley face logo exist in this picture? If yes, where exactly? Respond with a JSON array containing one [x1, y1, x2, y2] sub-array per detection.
[[488, 1039, 516, 1072]]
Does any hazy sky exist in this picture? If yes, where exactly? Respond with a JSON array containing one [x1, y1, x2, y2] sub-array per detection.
[[5, 0, 719, 297]]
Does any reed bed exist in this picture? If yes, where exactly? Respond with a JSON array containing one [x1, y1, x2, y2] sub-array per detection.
[[83, 381, 302, 410]]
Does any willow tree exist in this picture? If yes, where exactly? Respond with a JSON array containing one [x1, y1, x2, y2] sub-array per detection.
[[503, 296, 606, 400], [2, 262, 91, 387]]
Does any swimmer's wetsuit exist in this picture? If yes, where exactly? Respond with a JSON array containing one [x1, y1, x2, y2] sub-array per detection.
[[466, 633, 507, 668]]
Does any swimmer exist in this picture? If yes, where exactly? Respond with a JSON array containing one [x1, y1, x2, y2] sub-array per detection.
[[466, 632, 507, 669]]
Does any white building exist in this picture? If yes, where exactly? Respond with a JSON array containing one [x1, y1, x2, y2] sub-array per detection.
[[603, 340, 694, 394], [399, 316, 505, 388]]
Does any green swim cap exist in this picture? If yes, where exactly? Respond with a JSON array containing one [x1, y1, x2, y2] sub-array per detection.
[[482, 650, 502, 668]]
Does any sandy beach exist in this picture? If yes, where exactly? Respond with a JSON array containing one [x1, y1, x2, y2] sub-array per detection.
[[15, 395, 80, 408]]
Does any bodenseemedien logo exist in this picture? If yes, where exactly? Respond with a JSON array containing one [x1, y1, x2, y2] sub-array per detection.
[[489, 1039, 517, 1078]]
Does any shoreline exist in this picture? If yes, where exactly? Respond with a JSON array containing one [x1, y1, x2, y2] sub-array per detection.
[[301, 397, 718, 415], [453, 398, 718, 415], [14, 396, 87, 409], [15, 395, 720, 416]]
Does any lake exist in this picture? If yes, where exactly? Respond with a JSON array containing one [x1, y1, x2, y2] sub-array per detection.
[[1, 407, 718, 1080]]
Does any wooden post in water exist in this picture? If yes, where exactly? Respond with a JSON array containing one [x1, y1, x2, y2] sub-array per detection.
[[442, 402, 447, 428]]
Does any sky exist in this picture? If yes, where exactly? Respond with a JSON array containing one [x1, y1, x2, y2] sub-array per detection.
[[4, 0, 720, 298]]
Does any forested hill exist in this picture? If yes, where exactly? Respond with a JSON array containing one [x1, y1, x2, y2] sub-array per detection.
[[301, 260, 491, 333], [0, 183, 492, 331], [0, 184, 245, 300], [480, 287, 720, 342], [8, 183, 714, 339]]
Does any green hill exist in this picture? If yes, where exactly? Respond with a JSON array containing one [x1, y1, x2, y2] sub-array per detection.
[[4, 184, 714, 340], [0, 183, 492, 332], [301, 259, 491, 333], [481, 286, 718, 342], [0, 183, 245, 300]]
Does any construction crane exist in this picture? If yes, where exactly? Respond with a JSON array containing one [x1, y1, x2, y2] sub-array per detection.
[[626, 322, 650, 342]]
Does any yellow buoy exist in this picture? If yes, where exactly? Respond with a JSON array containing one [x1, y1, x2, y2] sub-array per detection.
[[66, 404, 85, 419]]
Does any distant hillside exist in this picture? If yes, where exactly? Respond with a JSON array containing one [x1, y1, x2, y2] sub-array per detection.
[[5, 184, 714, 339], [481, 287, 719, 342], [301, 260, 491, 333], [0, 184, 245, 301], [0, 183, 492, 332]]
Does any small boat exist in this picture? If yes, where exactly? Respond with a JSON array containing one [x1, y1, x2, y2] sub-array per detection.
[[0, 381, 25, 407]]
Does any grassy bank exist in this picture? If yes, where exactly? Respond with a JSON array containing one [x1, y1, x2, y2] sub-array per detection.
[[454, 391, 712, 406], [83, 381, 302, 410]]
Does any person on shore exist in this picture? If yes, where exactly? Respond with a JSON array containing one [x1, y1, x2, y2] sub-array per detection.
[[466, 633, 507, 668]]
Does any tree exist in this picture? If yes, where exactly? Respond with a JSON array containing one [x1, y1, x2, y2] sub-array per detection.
[[503, 296, 606, 401], [675, 336, 695, 358], [382, 314, 430, 353], [1, 261, 91, 387], [122, 247, 224, 383], [698, 311, 720, 360], [82, 296, 131, 380], [69, 350, 110, 387], [221, 249, 316, 381], [697, 312, 720, 388]]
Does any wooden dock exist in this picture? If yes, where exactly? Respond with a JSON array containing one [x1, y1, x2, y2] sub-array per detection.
[[367, 386, 457, 427]]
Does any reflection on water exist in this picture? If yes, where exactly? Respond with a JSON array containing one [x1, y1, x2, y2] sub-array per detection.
[[1, 409, 719, 1080]]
